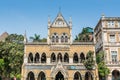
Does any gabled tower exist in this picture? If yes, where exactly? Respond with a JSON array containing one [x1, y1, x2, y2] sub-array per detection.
[[47, 12, 72, 44]]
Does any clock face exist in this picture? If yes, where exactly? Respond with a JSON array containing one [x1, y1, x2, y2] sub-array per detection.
[[58, 21, 62, 25]]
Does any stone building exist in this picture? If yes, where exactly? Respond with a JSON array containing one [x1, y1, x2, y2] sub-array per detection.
[[94, 15, 120, 80], [21, 12, 98, 80]]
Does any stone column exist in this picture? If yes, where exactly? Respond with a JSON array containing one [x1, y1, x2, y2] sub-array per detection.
[[69, 57, 73, 63], [82, 75, 85, 80], [47, 57, 50, 64]]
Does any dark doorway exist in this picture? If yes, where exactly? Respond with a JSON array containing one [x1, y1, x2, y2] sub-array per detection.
[[85, 72, 93, 80], [57, 53, 62, 62], [80, 52, 85, 63], [27, 72, 35, 80], [38, 71, 46, 80], [112, 70, 120, 80], [55, 72, 64, 80], [74, 72, 82, 80]]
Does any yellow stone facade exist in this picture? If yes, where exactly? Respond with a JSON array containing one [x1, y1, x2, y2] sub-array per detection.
[[21, 13, 98, 80]]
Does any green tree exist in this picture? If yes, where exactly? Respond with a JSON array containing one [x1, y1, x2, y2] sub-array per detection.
[[74, 27, 93, 42], [0, 59, 4, 77], [96, 51, 110, 80], [84, 51, 95, 70], [0, 34, 24, 79], [30, 34, 41, 42]]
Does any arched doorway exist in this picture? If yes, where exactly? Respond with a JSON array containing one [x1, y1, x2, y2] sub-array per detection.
[[80, 52, 85, 63], [41, 53, 46, 63], [112, 70, 120, 80], [51, 53, 56, 62], [55, 72, 64, 80], [27, 71, 35, 80], [38, 71, 46, 80], [73, 53, 78, 63], [64, 53, 69, 63], [57, 53, 62, 62], [35, 53, 40, 63], [85, 72, 93, 80], [28, 53, 33, 63], [74, 72, 82, 80]]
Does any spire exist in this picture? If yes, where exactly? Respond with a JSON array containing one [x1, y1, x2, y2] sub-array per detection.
[[59, 6, 61, 13], [24, 30, 27, 44]]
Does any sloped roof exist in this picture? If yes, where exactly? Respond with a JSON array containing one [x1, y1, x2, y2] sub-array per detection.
[[50, 12, 69, 27]]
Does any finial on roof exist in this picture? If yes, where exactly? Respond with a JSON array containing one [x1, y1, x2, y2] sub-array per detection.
[[24, 30, 27, 44], [69, 16, 72, 27], [101, 13, 105, 19], [59, 6, 61, 13], [48, 15, 51, 27]]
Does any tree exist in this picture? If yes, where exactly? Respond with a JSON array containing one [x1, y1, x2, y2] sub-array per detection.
[[74, 27, 93, 42], [30, 34, 41, 42], [84, 51, 95, 70], [0, 34, 24, 79], [96, 51, 110, 80], [0, 59, 4, 76]]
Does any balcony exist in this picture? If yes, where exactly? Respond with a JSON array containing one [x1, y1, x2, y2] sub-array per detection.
[[106, 61, 120, 66]]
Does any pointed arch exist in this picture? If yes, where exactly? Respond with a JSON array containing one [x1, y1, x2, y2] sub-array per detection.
[[57, 53, 62, 62], [74, 72, 82, 80], [38, 71, 46, 80], [112, 70, 120, 80], [51, 53, 56, 62], [27, 71, 35, 80], [61, 33, 68, 43], [28, 53, 33, 63], [41, 53, 46, 63], [85, 72, 93, 80], [35, 53, 40, 63], [55, 71, 64, 80], [64, 53, 69, 63], [51, 33, 59, 43], [73, 53, 78, 63], [80, 52, 85, 63]]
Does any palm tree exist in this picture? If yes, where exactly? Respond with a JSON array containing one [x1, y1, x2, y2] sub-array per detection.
[[30, 34, 41, 42]]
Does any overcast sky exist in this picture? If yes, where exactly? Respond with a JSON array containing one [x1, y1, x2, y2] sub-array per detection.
[[0, 0, 120, 39]]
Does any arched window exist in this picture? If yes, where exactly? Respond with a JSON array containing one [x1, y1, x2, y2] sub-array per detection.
[[27, 71, 35, 80], [38, 71, 46, 80], [85, 72, 93, 80], [51, 53, 56, 62], [52, 36, 55, 42], [61, 36, 64, 43], [61, 33, 68, 43], [74, 72, 82, 80], [51, 33, 59, 43], [35, 53, 40, 63], [65, 36, 68, 42], [56, 36, 59, 42], [41, 53, 46, 63], [64, 53, 69, 63], [28, 53, 33, 63], [80, 52, 85, 63], [57, 53, 62, 62], [112, 70, 120, 80], [73, 53, 78, 63]]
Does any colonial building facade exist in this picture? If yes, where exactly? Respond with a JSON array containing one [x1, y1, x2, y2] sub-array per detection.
[[21, 13, 98, 80], [94, 15, 120, 80]]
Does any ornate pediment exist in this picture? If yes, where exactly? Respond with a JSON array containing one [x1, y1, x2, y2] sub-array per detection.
[[50, 60, 68, 78], [50, 12, 69, 27]]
